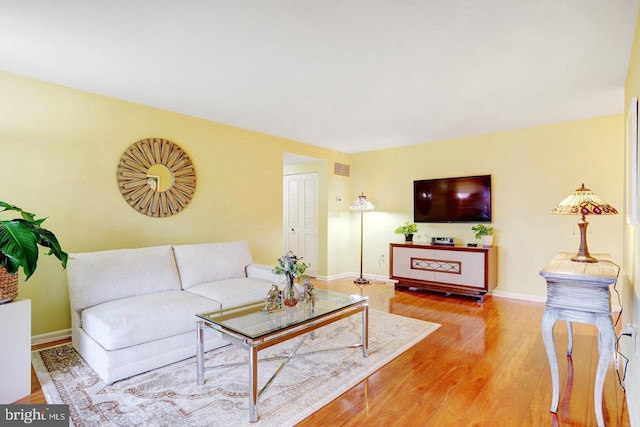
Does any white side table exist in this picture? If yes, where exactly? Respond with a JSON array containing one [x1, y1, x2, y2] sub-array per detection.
[[0, 298, 31, 403], [539, 253, 619, 427]]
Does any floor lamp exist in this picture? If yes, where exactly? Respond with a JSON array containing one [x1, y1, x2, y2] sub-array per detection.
[[350, 193, 375, 284]]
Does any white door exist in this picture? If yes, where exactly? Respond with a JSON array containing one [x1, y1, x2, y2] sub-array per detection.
[[284, 173, 318, 277]]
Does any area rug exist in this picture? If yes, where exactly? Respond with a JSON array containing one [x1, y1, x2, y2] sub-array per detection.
[[32, 310, 440, 427]]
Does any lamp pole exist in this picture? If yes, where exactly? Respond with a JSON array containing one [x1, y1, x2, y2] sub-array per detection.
[[354, 206, 369, 284]]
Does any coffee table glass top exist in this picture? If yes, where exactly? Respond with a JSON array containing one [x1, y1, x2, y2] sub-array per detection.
[[196, 289, 367, 339]]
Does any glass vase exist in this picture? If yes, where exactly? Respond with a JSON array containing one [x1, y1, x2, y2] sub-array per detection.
[[283, 277, 300, 307]]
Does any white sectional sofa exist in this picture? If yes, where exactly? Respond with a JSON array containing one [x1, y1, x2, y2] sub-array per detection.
[[66, 240, 281, 384]]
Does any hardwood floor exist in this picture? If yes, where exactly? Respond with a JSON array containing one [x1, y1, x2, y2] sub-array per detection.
[[19, 278, 631, 426], [301, 279, 631, 426]]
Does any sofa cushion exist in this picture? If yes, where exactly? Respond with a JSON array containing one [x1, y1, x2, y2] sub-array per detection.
[[186, 278, 276, 308], [81, 290, 221, 351], [173, 241, 253, 289], [246, 263, 283, 282], [67, 245, 182, 311]]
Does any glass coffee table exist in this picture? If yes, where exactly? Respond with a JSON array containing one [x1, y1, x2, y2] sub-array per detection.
[[196, 289, 369, 423]]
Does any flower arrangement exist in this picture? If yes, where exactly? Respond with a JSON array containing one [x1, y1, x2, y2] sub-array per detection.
[[273, 251, 309, 307], [273, 251, 309, 281]]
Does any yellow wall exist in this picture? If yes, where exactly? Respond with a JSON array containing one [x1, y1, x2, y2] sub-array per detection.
[[624, 8, 640, 424], [0, 71, 347, 336], [350, 115, 624, 298]]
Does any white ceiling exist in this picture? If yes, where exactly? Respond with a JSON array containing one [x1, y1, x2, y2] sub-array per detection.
[[1, 1, 638, 154]]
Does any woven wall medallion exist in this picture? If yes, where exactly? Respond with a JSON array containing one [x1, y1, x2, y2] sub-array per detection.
[[117, 138, 196, 217]]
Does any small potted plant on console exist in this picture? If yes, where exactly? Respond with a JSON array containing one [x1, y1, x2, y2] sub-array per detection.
[[471, 224, 494, 247], [394, 221, 419, 242]]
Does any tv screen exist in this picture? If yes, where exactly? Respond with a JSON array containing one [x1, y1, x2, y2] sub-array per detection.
[[414, 175, 492, 223]]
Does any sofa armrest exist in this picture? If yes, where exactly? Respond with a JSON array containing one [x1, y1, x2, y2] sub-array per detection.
[[246, 263, 283, 283]]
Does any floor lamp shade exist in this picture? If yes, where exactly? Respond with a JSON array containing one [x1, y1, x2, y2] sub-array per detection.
[[350, 193, 375, 284], [551, 183, 618, 263]]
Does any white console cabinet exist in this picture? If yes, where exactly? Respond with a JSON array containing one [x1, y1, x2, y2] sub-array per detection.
[[390, 243, 497, 301], [0, 298, 31, 403]]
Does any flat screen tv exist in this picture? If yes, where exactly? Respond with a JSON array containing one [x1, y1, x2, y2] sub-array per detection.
[[414, 175, 492, 223]]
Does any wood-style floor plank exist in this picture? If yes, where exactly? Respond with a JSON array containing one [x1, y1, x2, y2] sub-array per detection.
[[18, 279, 631, 426]]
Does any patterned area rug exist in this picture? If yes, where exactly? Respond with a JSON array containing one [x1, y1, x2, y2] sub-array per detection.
[[33, 310, 440, 427]]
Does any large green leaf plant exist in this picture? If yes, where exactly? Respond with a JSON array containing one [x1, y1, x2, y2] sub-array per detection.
[[0, 201, 67, 280]]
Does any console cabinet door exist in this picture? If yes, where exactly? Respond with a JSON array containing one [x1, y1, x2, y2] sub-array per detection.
[[391, 246, 435, 282], [432, 249, 485, 288]]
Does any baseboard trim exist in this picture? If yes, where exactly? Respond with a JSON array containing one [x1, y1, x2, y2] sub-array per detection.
[[321, 273, 394, 284], [32, 328, 71, 346], [491, 290, 546, 303]]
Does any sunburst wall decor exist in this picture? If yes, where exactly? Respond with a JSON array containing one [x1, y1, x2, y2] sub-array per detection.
[[117, 138, 196, 217]]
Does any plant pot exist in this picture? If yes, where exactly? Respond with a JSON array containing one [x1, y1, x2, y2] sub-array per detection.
[[405, 234, 414, 242], [0, 266, 18, 304], [482, 235, 494, 247]]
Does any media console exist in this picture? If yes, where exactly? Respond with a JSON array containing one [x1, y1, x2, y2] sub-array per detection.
[[389, 243, 497, 302]]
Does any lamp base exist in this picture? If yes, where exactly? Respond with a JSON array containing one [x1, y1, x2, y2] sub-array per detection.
[[571, 254, 598, 263], [353, 276, 370, 285], [571, 217, 598, 263]]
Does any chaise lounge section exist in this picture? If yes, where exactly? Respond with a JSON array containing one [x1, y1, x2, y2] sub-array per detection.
[[67, 240, 281, 384]]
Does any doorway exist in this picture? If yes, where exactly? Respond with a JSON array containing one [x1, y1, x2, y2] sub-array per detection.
[[283, 172, 318, 277]]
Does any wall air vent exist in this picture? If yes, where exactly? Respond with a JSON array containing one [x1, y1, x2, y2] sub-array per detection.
[[334, 162, 350, 177]]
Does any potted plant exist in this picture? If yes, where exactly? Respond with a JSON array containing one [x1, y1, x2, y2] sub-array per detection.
[[0, 201, 68, 303], [471, 224, 494, 247], [394, 221, 419, 242]]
